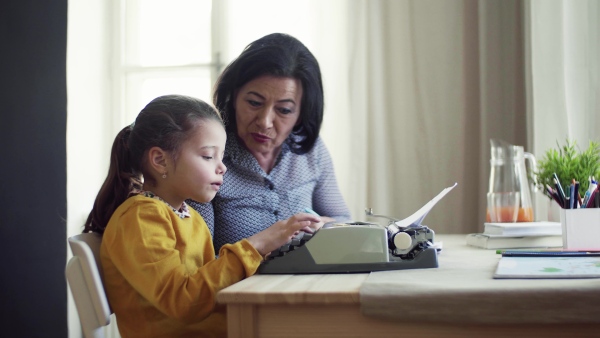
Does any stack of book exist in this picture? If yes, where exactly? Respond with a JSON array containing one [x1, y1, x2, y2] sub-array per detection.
[[466, 221, 562, 249]]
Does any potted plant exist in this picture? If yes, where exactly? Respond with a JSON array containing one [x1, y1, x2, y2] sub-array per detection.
[[536, 139, 600, 202]]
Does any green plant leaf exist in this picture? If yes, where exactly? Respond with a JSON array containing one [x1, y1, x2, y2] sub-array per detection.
[[535, 139, 600, 197]]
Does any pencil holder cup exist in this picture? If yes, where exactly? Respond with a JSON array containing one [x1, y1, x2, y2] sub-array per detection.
[[560, 208, 600, 249]]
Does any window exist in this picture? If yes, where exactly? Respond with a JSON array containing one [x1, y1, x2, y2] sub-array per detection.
[[116, 0, 221, 126]]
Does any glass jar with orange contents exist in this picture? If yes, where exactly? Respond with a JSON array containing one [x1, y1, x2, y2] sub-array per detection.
[[487, 140, 537, 223]]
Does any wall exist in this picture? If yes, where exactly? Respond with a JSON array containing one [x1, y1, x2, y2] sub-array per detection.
[[0, 1, 68, 337], [66, 0, 114, 335]]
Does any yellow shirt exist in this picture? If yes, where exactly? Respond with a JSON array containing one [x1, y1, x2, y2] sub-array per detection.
[[100, 195, 262, 338]]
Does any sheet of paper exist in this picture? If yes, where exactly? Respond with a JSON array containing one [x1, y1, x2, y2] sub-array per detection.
[[394, 182, 458, 228]]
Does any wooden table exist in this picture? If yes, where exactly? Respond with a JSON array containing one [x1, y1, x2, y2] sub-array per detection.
[[217, 235, 600, 338]]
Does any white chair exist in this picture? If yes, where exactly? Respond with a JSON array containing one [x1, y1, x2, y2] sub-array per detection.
[[66, 233, 113, 338]]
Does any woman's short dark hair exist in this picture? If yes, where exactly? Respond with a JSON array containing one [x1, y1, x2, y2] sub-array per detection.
[[214, 33, 324, 154]]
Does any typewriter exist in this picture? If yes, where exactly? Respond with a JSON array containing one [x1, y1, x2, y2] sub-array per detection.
[[258, 218, 439, 274], [258, 184, 456, 274]]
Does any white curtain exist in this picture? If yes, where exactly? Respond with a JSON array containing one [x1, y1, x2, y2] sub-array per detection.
[[337, 0, 528, 234], [333, 0, 600, 232], [527, 0, 600, 221]]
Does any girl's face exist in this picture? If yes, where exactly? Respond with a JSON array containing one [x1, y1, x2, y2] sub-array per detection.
[[166, 119, 227, 205], [233, 75, 302, 159]]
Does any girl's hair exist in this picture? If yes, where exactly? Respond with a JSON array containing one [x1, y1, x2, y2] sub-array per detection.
[[83, 95, 223, 234], [214, 33, 324, 154]]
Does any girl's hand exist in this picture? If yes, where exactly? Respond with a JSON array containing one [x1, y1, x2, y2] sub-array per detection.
[[305, 216, 336, 232], [247, 213, 321, 257]]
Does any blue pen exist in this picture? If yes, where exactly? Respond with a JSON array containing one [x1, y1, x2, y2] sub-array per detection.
[[304, 207, 320, 217], [582, 179, 598, 208]]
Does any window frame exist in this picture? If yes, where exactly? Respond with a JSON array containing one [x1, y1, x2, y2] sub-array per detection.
[[110, 0, 225, 134]]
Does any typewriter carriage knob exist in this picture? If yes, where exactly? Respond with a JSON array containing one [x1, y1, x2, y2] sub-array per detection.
[[392, 231, 413, 250]]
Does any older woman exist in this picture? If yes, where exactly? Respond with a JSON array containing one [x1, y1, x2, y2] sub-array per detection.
[[189, 33, 351, 252]]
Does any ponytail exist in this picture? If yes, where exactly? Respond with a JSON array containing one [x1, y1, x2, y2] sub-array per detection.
[[83, 126, 142, 234]]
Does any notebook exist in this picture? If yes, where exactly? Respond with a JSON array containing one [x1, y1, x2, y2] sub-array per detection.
[[483, 221, 561, 236], [465, 233, 562, 249], [494, 256, 600, 279]]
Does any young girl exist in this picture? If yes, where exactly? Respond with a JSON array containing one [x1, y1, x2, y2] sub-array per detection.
[[84, 95, 320, 338]]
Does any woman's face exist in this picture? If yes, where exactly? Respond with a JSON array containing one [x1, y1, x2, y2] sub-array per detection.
[[234, 75, 302, 158]]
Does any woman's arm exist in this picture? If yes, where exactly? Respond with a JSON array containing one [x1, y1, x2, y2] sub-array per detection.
[[312, 139, 352, 221]]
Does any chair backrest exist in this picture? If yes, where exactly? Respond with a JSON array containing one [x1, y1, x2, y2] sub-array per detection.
[[66, 232, 112, 338]]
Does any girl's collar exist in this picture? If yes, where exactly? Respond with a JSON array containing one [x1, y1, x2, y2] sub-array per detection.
[[140, 191, 191, 219]]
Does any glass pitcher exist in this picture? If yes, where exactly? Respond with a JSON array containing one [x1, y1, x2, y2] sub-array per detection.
[[487, 139, 537, 222]]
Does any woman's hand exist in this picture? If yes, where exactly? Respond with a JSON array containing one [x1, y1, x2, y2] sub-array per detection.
[[247, 213, 321, 257]]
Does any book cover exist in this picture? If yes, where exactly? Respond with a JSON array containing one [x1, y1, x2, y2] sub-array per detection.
[[465, 233, 562, 249], [483, 221, 561, 236], [493, 256, 600, 279]]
